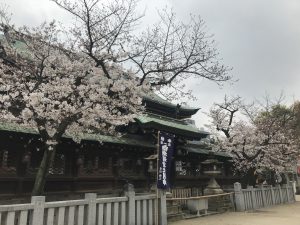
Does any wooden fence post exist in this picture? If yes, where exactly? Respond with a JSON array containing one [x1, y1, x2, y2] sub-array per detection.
[[270, 186, 275, 205], [159, 190, 167, 225], [31, 196, 45, 225], [249, 186, 257, 210], [229, 193, 235, 211], [234, 182, 245, 211], [259, 185, 266, 207], [85, 193, 97, 225], [124, 183, 136, 225], [284, 184, 290, 203], [290, 183, 296, 202], [277, 184, 283, 204]]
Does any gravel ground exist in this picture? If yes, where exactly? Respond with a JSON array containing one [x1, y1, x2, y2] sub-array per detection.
[[171, 196, 300, 225]]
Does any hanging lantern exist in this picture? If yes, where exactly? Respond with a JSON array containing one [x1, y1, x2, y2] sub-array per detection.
[[76, 156, 83, 166], [144, 154, 157, 173], [22, 152, 31, 164], [136, 159, 142, 166], [177, 149, 183, 156], [149, 161, 154, 171]]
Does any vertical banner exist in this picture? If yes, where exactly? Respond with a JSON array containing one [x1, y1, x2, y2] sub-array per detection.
[[157, 131, 175, 189]]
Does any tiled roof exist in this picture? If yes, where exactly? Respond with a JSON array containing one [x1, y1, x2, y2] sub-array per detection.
[[0, 122, 155, 149], [136, 113, 209, 139]]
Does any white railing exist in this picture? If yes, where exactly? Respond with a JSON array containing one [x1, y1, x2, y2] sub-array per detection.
[[234, 182, 296, 211], [0, 186, 167, 225]]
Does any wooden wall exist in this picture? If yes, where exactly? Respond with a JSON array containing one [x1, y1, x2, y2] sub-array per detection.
[[0, 130, 239, 199]]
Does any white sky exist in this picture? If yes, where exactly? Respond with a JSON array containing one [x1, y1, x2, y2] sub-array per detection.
[[2, 0, 300, 128]]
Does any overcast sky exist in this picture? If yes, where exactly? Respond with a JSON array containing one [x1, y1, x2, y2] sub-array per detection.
[[2, 0, 300, 128]]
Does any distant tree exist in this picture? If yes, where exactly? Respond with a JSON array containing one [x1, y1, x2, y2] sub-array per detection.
[[290, 101, 300, 143], [0, 0, 230, 195], [208, 96, 299, 185]]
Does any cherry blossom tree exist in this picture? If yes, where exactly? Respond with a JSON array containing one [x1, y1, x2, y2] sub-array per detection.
[[290, 101, 300, 141], [0, 0, 230, 195], [127, 9, 231, 100], [208, 96, 299, 184], [0, 22, 146, 195], [50, 0, 231, 100]]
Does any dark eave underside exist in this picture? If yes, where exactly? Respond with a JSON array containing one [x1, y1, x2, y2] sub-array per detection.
[[0, 122, 155, 149]]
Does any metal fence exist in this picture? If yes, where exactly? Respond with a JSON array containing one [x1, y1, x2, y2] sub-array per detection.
[[0, 186, 167, 225], [234, 182, 296, 211]]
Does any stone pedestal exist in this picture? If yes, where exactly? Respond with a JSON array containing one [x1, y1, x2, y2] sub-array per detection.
[[203, 169, 223, 195], [187, 199, 208, 216], [203, 177, 224, 195]]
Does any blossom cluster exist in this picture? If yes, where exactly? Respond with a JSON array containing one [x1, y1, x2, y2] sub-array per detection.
[[0, 22, 147, 143], [208, 97, 299, 174]]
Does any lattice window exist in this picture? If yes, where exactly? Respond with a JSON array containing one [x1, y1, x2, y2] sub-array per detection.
[[49, 153, 66, 175], [25, 149, 66, 176], [118, 158, 143, 177], [25, 148, 43, 176], [0, 149, 17, 176], [77, 153, 113, 177], [175, 160, 201, 177]]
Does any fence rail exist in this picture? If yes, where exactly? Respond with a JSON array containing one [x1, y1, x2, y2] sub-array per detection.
[[234, 182, 296, 211], [0, 186, 166, 225], [170, 187, 202, 206], [0, 183, 296, 224], [167, 192, 233, 201]]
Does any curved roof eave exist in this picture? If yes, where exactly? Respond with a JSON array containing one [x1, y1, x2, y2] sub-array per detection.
[[135, 114, 209, 140], [142, 92, 200, 114]]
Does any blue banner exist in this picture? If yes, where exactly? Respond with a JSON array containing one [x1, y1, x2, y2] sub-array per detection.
[[157, 131, 174, 189]]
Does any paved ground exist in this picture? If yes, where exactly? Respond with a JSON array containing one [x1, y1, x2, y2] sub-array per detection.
[[171, 196, 300, 225]]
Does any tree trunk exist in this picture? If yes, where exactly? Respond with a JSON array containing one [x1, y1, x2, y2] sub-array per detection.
[[32, 143, 57, 196], [241, 167, 257, 187]]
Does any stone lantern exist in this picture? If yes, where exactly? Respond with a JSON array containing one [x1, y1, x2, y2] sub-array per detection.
[[201, 153, 223, 195], [144, 154, 158, 173]]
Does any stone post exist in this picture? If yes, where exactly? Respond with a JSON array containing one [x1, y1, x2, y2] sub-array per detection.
[[291, 182, 296, 202], [31, 196, 45, 225], [85, 193, 97, 225], [159, 190, 167, 225], [234, 182, 245, 211], [124, 183, 136, 225]]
